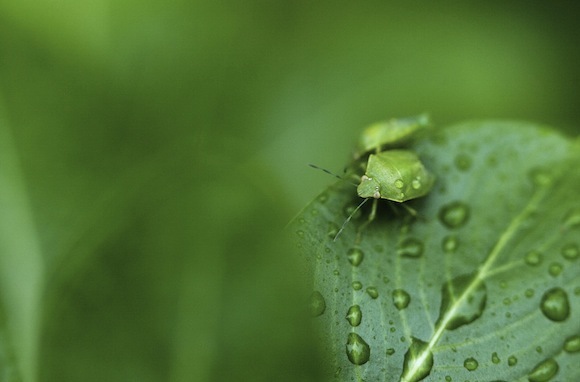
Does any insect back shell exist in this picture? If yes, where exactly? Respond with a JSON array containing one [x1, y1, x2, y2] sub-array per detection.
[[357, 150, 435, 202], [355, 114, 430, 157]]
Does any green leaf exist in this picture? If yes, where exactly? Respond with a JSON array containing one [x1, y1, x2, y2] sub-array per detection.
[[293, 121, 580, 381]]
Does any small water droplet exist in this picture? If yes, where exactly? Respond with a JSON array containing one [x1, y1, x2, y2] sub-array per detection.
[[366, 286, 379, 299], [347, 248, 364, 266], [463, 357, 478, 371], [395, 179, 405, 189], [445, 376, 452, 382], [411, 178, 421, 189], [507, 355, 518, 366], [392, 289, 411, 310], [529, 167, 553, 187], [390, 327, 396, 333], [309, 291, 326, 317], [317, 193, 328, 203], [345, 333, 370, 365], [491, 352, 500, 364], [438, 201, 470, 229], [382, 276, 390, 284], [386, 348, 395, 356], [528, 358, 559, 382], [454, 153, 472, 171], [562, 207, 580, 229], [563, 335, 580, 353], [400, 337, 433, 382], [536, 346, 543, 353], [436, 273, 487, 330], [442, 235, 458, 253], [296, 230, 305, 237], [333, 269, 340, 276], [525, 250, 543, 266], [352, 281, 363, 290], [548, 262, 563, 277], [503, 297, 511, 306], [525, 288, 535, 298], [346, 305, 362, 327], [397, 237, 424, 258], [540, 287, 570, 322], [310, 209, 319, 216], [561, 243, 579, 260]]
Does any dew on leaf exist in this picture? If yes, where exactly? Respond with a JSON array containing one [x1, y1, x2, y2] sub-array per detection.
[[333, 269, 340, 276], [296, 230, 305, 237], [540, 287, 570, 322], [383, 276, 391, 284], [502, 297, 511, 306], [444, 377, 451, 382], [548, 262, 563, 277], [400, 337, 433, 382], [346, 305, 362, 327], [398, 237, 424, 258], [309, 291, 326, 317], [442, 235, 458, 253], [347, 248, 364, 266], [528, 167, 553, 187], [436, 273, 487, 330], [366, 286, 379, 299], [463, 357, 478, 371], [393, 289, 411, 310], [345, 333, 370, 365], [438, 201, 470, 229], [454, 153, 472, 171], [395, 179, 405, 189], [561, 243, 579, 260], [317, 192, 328, 203], [528, 358, 559, 382], [525, 289, 535, 298], [352, 281, 363, 290], [327, 223, 339, 239], [563, 335, 580, 353], [507, 355, 518, 366], [386, 348, 395, 356], [563, 207, 580, 229], [525, 250, 543, 266], [411, 178, 422, 190], [491, 352, 500, 364]]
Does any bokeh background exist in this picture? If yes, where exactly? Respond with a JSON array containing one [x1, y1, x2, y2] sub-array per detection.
[[0, 1, 578, 381]]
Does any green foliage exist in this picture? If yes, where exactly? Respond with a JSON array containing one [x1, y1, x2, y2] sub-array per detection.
[[292, 121, 580, 381]]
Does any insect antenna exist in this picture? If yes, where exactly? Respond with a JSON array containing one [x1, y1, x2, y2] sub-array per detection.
[[308, 164, 358, 187], [334, 197, 369, 241]]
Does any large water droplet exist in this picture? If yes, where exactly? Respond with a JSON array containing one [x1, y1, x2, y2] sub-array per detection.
[[346, 305, 362, 327], [540, 287, 570, 322], [563, 207, 580, 229], [525, 250, 543, 266], [366, 286, 379, 299], [463, 357, 478, 371], [528, 358, 559, 382], [309, 291, 326, 317], [438, 201, 470, 229], [345, 333, 370, 365], [507, 355, 518, 366], [398, 237, 424, 258], [436, 273, 487, 330], [442, 235, 458, 253], [491, 352, 500, 364], [561, 243, 579, 260], [400, 337, 433, 382], [352, 281, 363, 290], [563, 335, 580, 353], [347, 248, 364, 266], [393, 289, 411, 310]]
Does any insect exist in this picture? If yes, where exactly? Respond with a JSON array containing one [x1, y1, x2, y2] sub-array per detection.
[[311, 114, 435, 241]]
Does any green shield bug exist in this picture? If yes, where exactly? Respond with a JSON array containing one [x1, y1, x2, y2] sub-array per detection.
[[311, 114, 435, 241]]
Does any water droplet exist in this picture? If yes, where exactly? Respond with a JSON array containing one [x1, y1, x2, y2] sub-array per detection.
[[507, 355, 518, 366], [463, 357, 478, 371], [525, 250, 543, 266], [502, 297, 511, 306], [310, 209, 319, 216], [438, 201, 470, 229], [562, 207, 580, 229], [529, 167, 553, 187], [491, 352, 500, 364], [317, 193, 328, 203], [548, 262, 562, 277], [333, 270, 340, 276], [397, 237, 424, 258], [382, 276, 391, 284], [386, 348, 395, 356], [445, 376, 452, 382], [540, 287, 570, 322], [528, 358, 559, 382], [334, 367, 342, 377], [400, 337, 433, 382], [411, 178, 421, 190], [327, 223, 339, 239], [347, 248, 364, 266], [296, 230, 305, 237], [309, 291, 326, 317], [395, 179, 404, 189], [346, 305, 362, 327], [392, 289, 411, 310], [345, 333, 370, 365], [436, 273, 487, 330], [525, 288, 535, 298], [366, 286, 379, 299], [536, 346, 543, 353], [454, 153, 472, 171], [298, 218, 306, 225], [561, 243, 579, 260], [352, 281, 363, 290], [442, 235, 458, 253], [563, 335, 580, 353]]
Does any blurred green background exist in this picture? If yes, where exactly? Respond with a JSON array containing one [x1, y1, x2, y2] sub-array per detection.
[[0, 1, 578, 381]]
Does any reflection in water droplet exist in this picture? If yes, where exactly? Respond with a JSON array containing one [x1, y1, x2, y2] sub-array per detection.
[[540, 287, 570, 322], [463, 357, 478, 371], [563, 335, 580, 353], [309, 291, 326, 317], [563, 208, 580, 229], [393, 289, 411, 310], [442, 235, 458, 253], [548, 262, 563, 277], [528, 167, 553, 187], [352, 281, 363, 290], [561, 243, 579, 260], [454, 153, 472, 171], [491, 352, 500, 364], [400, 337, 433, 382], [347, 248, 364, 266], [436, 273, 487, 330], [508, 355, 518, 366], [366, 286, 379, 299], [395, 179, 405, 189], [525, 250, 543, 266], [438, 201, 470, 229], [528, 358, 559, 382], [398, 238, 424, 258], [346, 305, 362, 327], [345, 333, 371, 365], [386, 348, 395, 356]]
